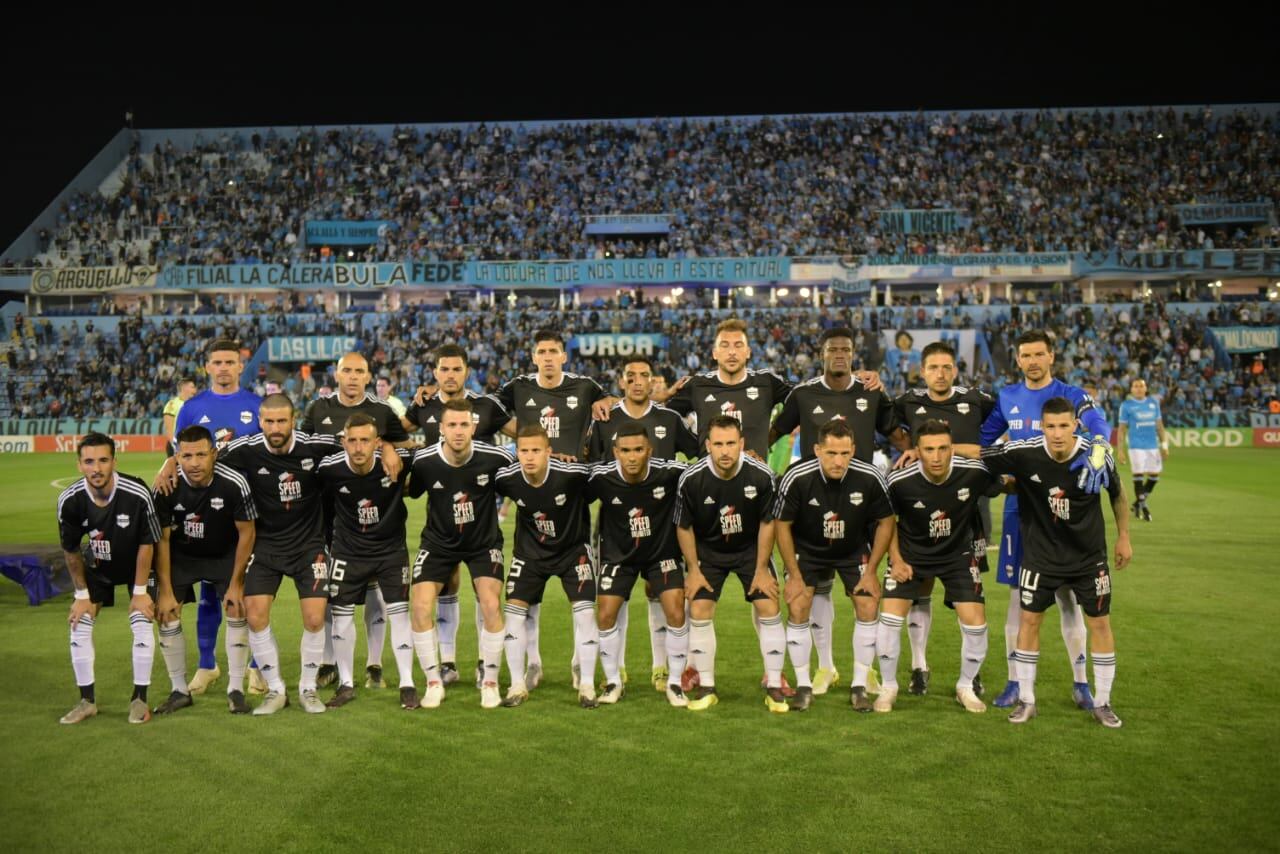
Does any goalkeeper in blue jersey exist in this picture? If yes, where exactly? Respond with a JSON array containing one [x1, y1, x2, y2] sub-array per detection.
[[1116, 378, 1168, 522], [980, 330, 1113, 712]]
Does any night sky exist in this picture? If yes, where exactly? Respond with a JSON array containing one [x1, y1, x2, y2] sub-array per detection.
[[2, 30, 1274, 254]]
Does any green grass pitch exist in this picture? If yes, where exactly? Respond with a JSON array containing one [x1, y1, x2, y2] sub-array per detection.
[[0, 448, 1276, 851]]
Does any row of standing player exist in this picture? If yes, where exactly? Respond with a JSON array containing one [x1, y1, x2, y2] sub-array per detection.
[[54, 321, 1136, 725]]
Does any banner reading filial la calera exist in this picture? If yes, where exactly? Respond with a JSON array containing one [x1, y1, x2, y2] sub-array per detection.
[[30, 265, 157, 295]]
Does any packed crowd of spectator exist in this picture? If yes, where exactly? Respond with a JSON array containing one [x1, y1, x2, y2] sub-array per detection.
[[9, 105, 1278, 272], [3, 299, 1276, 423]]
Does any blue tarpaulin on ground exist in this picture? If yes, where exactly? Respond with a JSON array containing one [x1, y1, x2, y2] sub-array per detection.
[[0, 556, 60, 605]]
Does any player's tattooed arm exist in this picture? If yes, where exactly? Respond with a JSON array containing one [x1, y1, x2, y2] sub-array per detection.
[[592, 396, 620, 421], [64, 550, 94, 627], [152, 457, 179, 495], [1110, 487, 1133, 570]]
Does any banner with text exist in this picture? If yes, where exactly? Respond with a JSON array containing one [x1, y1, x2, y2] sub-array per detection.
[[879, 209, 964, 234], [0, 418, 165, 436], [1076, 249, 1280, 277], [569, 334, 668, 357], [30, 266, 158, 295], [1208, 326, 1280, 353], [584, 215, 672, 236], [268, 336, 358, 362], [1174, 203, 1275, 226], [471, 257, 790, 287], [160, 262, 467, 289], [304, 220, 393, 245]]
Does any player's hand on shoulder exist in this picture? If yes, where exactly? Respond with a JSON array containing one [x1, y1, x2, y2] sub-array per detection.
[[591, 396, 616, 422], [152, 457, 178, 495], [856, 370, 884, 392], [893, 449, 919, 469], [413, 384, 437, 406], [379, 442, 404, 478]]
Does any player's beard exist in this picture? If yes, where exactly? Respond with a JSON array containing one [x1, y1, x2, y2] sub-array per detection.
[[266, 431, 290, 450]]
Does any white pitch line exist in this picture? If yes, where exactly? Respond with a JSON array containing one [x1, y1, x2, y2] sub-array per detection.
[[50, 477, 77, 491]]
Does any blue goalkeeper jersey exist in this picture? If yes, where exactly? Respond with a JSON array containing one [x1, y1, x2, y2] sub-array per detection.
[[174, 388, 263, 450], [1117, 397, 1161, 450]]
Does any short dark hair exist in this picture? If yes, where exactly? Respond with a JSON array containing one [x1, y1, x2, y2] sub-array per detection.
[[705, 415, 743, 436], [177, 376, 197, 390], [532, 329, 564, 349], [1041, 396, 1075, 418], [175, 425, 214, 448], [894, 330, 914, 347], [915, 419, 952, 444], [207, 338, 240, 358], [77, 432, 115, 458], [343, 412, 379, 435], [260, 393, 294, 413], [621, 356, 653, 372], [818, 327, 855, 347], [516, 423, 550, 443], [442, 397, 474, 415], [433, 344, 468, 365], [817, 419, 854, 444], [612, 423, 650, 446], [921, 341, 955, 364], [1015, 330, 1054, 352]]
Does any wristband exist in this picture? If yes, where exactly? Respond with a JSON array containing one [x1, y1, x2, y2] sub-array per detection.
[[133, 585, 149, 596], [73, 588, 90, 601]]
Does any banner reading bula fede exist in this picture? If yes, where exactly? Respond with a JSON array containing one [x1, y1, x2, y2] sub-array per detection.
[[29, 265, 158, 295]]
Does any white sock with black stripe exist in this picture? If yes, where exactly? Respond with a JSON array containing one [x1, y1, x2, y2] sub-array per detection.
[[1005, 595, 1022, 681], [572, 602, 599, 690], [412, 625, 440, 686], [70, 615, 96, 700], [1013, 649, 1039, 704], [503, 604, 528, 691], [364, 585, 386, 669], [436, 593, 460, 664], [908, 598, 932, 671], [615, 598, 629, 676], [786, 620, 813, 688], [810, 583, 836, 671], [876, 613, 906, 690], [758, 614, 786, 689], [1057, 589, 1089, 683], [299, 628, 325, 692], [159, 620, 187, 693], [226, 617, 252, 692], [599, 624, 622, 685], [525, 604, 543, 668], [958, 622, 988, 691], [385, 602, 414, 689], [665, 621, 688, 686], [329, 606, 357, 689], [1092, 652, 1116, 706], [853, 619, 878, 688], [648, 599, 667, 671], [129, 611, 155, 691], [689, 619, 716, 688]]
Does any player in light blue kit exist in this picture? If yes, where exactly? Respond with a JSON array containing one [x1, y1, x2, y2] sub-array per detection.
[[1117, 378, 1168, 522], [980, 330, 1112, 711], [156, 339, 263, 696]]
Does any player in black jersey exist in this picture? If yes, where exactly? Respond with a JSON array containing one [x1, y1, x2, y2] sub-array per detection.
[[768, 327, 903, 697], [880, 420, 997, 715], [981, 398, 1132, 728], [302, 352, 412, 691], [56, 433, 162, 725], [318, 414, 415, 711], [403, 344, 514, 689], [773, 420, 894, 711], [674, 416, 786, 713], [585, 356, 698, 691], [406, 397, 514, 710], [496, 425, 600, 709], [151, 426, 257, 716], [586, 424, 689, 706], [891, 341, 998, 697], [217, 394, 379, 715]]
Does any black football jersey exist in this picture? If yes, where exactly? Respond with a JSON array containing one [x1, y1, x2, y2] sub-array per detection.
[[667, 369, 791, 458], [404, 390, 510, 445], [886, 458, 994, 570], [893, 386, 996, 445], [220, 431, 339, 553], [407, 441, 513, 554], [981, 436, 1121, 575], [495, 459, 592, 562], [153, 464, 256, 559], [318, 448, 412, 560], [585, 401, 699, 463], [773, 376, 898, 463], [301, 392, 410, 442], [57, 473, 161, 577], [674, 454, 776, 566], [493, 373, 604, 459], [586, 459, 686, 567], [773, 458, 893, 566]]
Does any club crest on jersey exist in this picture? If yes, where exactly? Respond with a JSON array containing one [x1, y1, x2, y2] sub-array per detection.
[[453, 491, 475, 526], [652, 486, 666, 499], [210, 498, 225, 510], [566, 396, 579, 410], [381, 476, 392, 488], [719, 505, 743, 536], [957, 488, 970, 502], [746, 387, 759, 401], [539, 406, 561, 438], [628, 507, 652, 539], [957, 403, 970, 415], [654, 425, 667, 440], [929, 510, 951, 539], [822, 511, 845, 540], [240, 410, 253, 424], [301, 458, 314, 471], [477, 474, 490, 486], [116, 514, 130, 529], [855, 398, 868, 412], [744, 485, 758, 499], [554, 493, 567, 506], [850, 492, 864, 506], [1048, 486, 1070, 521]]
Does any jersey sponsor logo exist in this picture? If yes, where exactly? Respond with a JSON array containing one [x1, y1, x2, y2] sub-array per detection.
[[322, 417, 333, 425], [813, 405, 826, 415], [809, 497, 821, 506], [929, 510, 951, 540], [850, 492, 863, 506], [628, 507, 652, 540], [653, 425, 668, 440], [116, 513, 131, 529], [525, 399, 537, 407], [1030, 474, 1042, 483], [214, 427, 235, 448], [957, 403, 970, 415], [719, 505, 743, 537], [915, 406, 927, 415], [855, 398, 868, 412], [1010, 406, 1020, 415], [566, 395, 579, 410], [426, 415, 438, 423], [611, 497, 623, 505], [301, 458, 314, 471], [913, 500, 926, 509], [280, 473, 304, 505], [452, 491, 475, 527], [744, 485, 757, 499], [719, 401, 743, 424], [746, 387, 759, 401], [240, 411, 253, 424], [539, 406, 561, 438], [257, 467, 270, 475], [1048, 486, 1070, 521], [574, 555, 593, 585], [957, 488, 970, 502], [704, 496, 716, 504], [1095, 570, 1111, 597], [210, 497, 225, 510], [357, 498, 380, 528], [704, 394, 716, 402], [183, 513, 205, 539], [822, 511, 845, 541], [490, 549, 503, 566], [659, 558, 678, 575], [533, 511, 556, 540], [199, 415, 211, 424], [652, 486, 666, 499], [1008, 418, 1041, 432], [433, 481, 444, 489], [89, 529, 111, 563], [477, 474, 490, 486]]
